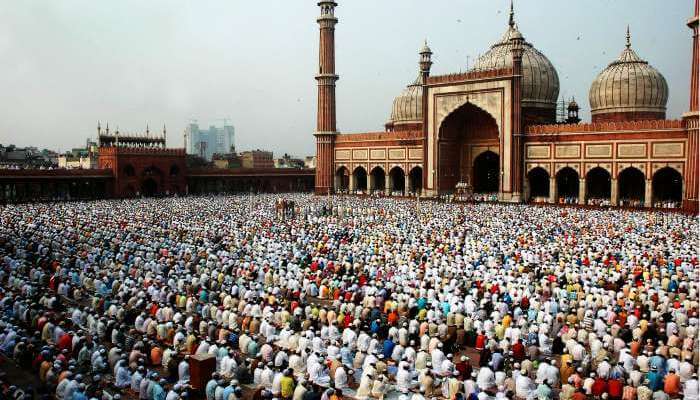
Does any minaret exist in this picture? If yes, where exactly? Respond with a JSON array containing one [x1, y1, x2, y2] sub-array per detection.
[[314, 1, 339, 195], [420, 40, 432, 193], [509, 25, 525, 200], [684, 0, 699, 212], [419, 40, 433, 81], [689, 0, 699, 112], [566, 97, 581, 124]]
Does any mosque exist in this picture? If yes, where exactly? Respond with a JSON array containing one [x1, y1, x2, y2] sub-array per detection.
[[313, 1, 700, 212]]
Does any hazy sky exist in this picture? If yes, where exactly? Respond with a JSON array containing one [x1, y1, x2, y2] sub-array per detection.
[[0, 1, 693, 156]]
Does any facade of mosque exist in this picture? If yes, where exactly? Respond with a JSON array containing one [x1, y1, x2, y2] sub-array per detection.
[[314, 1, 700, 212]]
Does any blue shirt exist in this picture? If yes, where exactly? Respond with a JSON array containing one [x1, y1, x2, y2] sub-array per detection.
[[223, 385, 235, 400], [153, 384, 166, 400], [382, 339, 395, 359], [649, 356, 667, 375], [206, 379, 218, 400]]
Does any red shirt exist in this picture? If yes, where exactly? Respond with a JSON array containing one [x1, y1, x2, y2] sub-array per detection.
[[608, 379, 623, 398], [475, 335, 486, 350], [592, 378, 608, 397], [57, 334, 73, 353], [512, 342, 526, 361], [571, 392, 587, 400]]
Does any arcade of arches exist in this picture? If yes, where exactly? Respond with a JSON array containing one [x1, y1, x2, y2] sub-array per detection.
[[336, 165, 422, 196], [438, 103, 500, 193], [525, 165, 684, 207]]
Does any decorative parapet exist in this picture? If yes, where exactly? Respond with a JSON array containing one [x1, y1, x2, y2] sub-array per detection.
[[187, 168, 315, 177], [427, 68, 513, 85], [335, 130, 423, 142], [526, 119, 685, 135], [98, 146, 186, 156]]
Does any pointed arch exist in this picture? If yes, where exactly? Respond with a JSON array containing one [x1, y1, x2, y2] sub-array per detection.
[[409, 166, 423, 195], [652, 167, 682, 206], [527, 167, 549, 200], [388, 166, 406, 195], [370, 166, 386, 193], [352, 166, 368, 193], [556, 167, 579, 201], [585, 167, 611, 202], [618, 167, 645, 206], [335, 166, 350, 192]]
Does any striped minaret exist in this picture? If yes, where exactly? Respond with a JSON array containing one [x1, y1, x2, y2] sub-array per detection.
[[684, 0, 699, 212], [314, 1, 339, 195]]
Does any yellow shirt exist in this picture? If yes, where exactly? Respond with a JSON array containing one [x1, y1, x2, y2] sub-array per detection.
[[280, 376, 296, 398], [502, 314, 512, 329]]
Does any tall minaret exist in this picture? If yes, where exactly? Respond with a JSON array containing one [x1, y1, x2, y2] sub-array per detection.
[[314, 1, 339, 195], [684, 0, 699, 212], [510, 27, 525, 201], [689, 0, 699, 113]]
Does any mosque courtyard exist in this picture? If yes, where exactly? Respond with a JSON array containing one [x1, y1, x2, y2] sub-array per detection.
[[0, 194, 696, 399]]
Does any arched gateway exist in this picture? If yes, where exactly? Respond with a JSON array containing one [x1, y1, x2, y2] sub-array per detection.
[[437, 102, 500, 193]]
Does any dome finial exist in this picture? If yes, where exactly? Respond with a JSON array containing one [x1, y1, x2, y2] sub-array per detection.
[[509, 0, 515, 27], [626, 25, 631, 49]]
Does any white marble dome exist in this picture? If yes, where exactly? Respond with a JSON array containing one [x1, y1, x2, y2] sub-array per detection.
[[472, 23, 560, 111], [388, 74, 424, 125], [589, 32, 668, 118]]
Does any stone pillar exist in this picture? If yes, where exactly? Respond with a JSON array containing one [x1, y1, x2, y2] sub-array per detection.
[[314, 1, 339, 195], [578, 178, 586, 205], [645, 179, 653, 207], [386, 173, 392, 196], [369, 173, 376, 193], [611, 178, 619, 206], [349, 173, 356, 193], [549, 177, 556, 204]]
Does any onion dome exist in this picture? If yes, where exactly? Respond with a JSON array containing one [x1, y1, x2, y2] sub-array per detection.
[[471, 5, 560, 111], [589, 27, 668, 122], [388, 74, 424, 125]]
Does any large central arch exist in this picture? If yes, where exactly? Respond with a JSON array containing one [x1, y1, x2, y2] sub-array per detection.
[[437, 102, 500, 193]]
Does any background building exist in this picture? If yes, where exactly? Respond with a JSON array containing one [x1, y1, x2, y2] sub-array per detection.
[[185, 122, 235, 161], [0, 145, 57, 169], [275, 153, 306, 169], [304, 156, 316, 169], [213, 153, 242, 169], [58, 139, 98, 169], [240, 150, 274, 168]]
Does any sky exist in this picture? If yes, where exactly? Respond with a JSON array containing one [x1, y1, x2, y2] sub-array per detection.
[[0, 0, 693, 156]]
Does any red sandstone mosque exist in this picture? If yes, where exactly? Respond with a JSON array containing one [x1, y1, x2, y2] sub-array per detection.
[[314, 1, 700, 212]]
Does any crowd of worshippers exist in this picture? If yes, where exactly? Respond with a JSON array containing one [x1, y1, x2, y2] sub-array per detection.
[[0, 194, 697, 400]]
